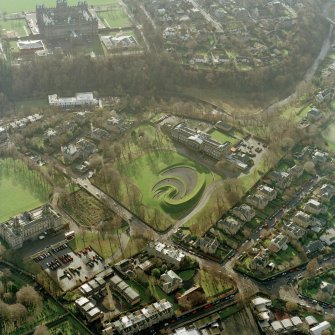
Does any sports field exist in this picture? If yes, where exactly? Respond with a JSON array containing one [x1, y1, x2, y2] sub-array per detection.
[[0, 159, 50, 222], [98, 8, 131, 28], [0, 0, 118, 13]]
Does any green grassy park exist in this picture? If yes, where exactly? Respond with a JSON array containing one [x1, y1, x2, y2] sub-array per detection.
[[116, 150, 215, 231], [207, 129, 240, 145], [0, 158, 50, 222], [323, 121, 335, 152], [98, 8, 131, 28]]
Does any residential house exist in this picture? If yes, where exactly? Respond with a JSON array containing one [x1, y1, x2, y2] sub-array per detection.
[[283, 222, 305, 240], [304, 199, 325, 215], [312, 151, 329, 164], [305, 316, 318, 327], [307, 107, 323, 122], [91, 127, 109, 142], [316, 89, 333, 103], [268, 234, 288, 253], [320, 281, 335, 295], [320, 228, 335, 246], [310, 321, 331, 335], [79, 276, 106, 297], [197, 236, 219, 255], [257, 185, 277, 201], [304, 240, 325, 256], [251, 296, 272, 325], [293, 211, 313, 228], [0, 127, 8, 143], [160, 270, 183, 294], [232, 204, 256, 222], [75, 296, 103, 322], [268, 171, 292, 189], [102, 300, 174, 335], [177, 286, 205, 308], [250, 250, 270, 271], [61, 144, 80, 164], [218, 216, 243, 235], [0, 205, 63, 249], [147, 242, 185, 269], [318, 184, 335, 203], [288, 164, 304, 179], [246, 194, 269, 210], [110, 275, 140, 306]]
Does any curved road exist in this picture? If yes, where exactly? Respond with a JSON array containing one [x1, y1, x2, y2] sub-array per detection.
[[265, 4, 334, 116]]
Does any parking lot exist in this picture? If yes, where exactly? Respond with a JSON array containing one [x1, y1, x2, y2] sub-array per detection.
[[31, 242, 106, 292]]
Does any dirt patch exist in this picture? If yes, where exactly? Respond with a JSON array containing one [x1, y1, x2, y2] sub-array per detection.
[[222, 308, 261, 335]]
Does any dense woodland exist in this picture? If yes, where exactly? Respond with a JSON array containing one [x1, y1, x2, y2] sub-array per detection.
[[0, 0, 329, 117]]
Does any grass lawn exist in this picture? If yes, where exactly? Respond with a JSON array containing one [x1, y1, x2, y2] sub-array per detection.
[[48, 316, 93, 335], [98, 8, 131, 28], [0, 0, 119, 13], [207, 129, 240, 145], [178, 269, 196, 281], [322, 121, 335, 152], [299, 268, 335, 304], [0, 19, 27, 36], [68, 231, 118, 259], [195, 270, 233, 298], [0, 158, 50, 222]]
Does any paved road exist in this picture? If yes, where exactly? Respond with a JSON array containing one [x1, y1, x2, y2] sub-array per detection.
[[187, 0, 223, 33], [265, 4, 334, 116]]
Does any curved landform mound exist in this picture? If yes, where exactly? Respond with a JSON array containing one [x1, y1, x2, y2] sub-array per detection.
[[152, 165, 206, 214]]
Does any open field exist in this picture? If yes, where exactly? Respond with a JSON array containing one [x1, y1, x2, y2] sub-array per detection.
[[0, 0, 119, 13], [98, 8, 131, 28], [0, 19, 27, 36], [195, 270, 234, 298], [323, 121, 335, 152], [0, 158, 50, 222], [207, 129, 240, 145]]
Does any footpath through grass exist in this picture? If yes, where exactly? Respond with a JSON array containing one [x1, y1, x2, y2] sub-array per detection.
[[0, 158, 50, 222]]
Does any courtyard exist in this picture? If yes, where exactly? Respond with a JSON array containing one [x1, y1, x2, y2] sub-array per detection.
[[0, 158, 50, 222]]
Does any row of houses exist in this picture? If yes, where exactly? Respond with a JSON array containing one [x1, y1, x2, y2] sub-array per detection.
[[102, 299, 174, 335], [251, 296, 331, 335]]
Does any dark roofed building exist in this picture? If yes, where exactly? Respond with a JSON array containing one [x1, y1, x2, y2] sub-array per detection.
[[36, 0, 98, 40]]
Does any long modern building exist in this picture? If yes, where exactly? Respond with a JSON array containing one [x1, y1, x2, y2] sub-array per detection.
[[171, 123, 231, 160], [102, 299, 174, 335], [36, 0, 98, 40], [48, 92, 98, 107], [0, 205, 63, 249]]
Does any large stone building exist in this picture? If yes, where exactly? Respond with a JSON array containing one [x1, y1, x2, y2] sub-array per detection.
[[0, 205, 63, 249], [36, 0, 98, 40], [170, 123, 231, 160]]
